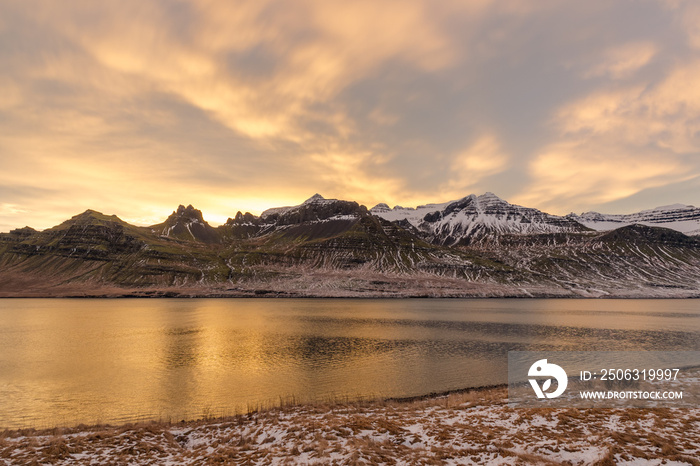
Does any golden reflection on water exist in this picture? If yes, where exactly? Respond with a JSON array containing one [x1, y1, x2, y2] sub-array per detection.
[[0, 298, 698, 428]]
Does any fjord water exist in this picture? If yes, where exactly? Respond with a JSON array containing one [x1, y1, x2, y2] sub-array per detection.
[[0, 298, 699, 428]]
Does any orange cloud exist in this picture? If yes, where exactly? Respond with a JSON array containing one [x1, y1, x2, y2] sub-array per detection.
[[557, 61, 700, 154], [308, 149, 405, 207], [518, 58, 700, 213], [44, 0, 461, 144], [0, 78, 21, 109], [444, 134, 509, 196], [518, 140, 689, 213], [662, 0, 700, 49], [583, 42, 658, 79], [2, 0, 699, 232]]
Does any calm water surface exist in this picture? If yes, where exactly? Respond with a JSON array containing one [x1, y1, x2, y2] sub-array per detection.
[[0, 298, 699, 428]]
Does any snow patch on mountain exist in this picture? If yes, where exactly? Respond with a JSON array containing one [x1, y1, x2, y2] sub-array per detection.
[[567, 204, 700, 235], [369, 201, 452, 224]]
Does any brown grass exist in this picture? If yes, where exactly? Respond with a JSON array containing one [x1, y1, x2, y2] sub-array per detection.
[[1, 386, 698, 465]]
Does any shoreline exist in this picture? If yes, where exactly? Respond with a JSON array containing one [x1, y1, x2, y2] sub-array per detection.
[[1, 384, 511, 433], [2, 386, 699, 465], [2, 293, 700, 299], [3, 270, 699, 300]]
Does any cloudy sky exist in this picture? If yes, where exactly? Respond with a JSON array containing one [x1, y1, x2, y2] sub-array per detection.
[[2, 0, 700, 231]]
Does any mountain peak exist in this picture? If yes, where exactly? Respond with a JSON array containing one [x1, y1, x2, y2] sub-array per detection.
[[303, 193, 326, 204], [260, 195, 366, 224], [476, 192, 506, 204], [370, 203, 391, 213], [171, 204, 205, 222], [151, 204, 219, 243], [262, 194, 340, 219], [68, 209, 123, 225]]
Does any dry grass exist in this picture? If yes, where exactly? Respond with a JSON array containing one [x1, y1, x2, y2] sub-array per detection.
[[1, 386, 699, 465]]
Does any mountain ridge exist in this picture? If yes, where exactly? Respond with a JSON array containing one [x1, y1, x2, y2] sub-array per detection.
[[1, 192, 699, 298], [567, 203, 700, 236], [370, 192, 589, 245]]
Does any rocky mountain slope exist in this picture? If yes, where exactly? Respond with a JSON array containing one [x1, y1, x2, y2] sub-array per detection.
[[1, 194, 699, 298], [474, 224, 700, 297]]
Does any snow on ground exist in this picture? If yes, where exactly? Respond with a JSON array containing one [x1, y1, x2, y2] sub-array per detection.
[[2, 387, 698, 465]]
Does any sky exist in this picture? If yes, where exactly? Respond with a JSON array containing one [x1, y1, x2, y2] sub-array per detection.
[[1, 0, 700, 231]]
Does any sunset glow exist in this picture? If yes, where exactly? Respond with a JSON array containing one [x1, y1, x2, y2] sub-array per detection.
[[2, 0, 700, 231]]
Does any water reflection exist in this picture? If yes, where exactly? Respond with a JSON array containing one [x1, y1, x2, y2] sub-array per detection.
[[0, 298, 698, 428]]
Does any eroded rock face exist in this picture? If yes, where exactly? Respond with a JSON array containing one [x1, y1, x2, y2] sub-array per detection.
[[0, 227, 37, 243], [44, 223, 143, 260], [152, 204, 221, 244]]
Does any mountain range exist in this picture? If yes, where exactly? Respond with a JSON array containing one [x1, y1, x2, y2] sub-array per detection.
[[1, 193, 699, 298]]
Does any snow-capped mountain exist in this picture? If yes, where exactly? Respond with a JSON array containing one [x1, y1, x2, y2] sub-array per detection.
[[567, 204, 700, 236], [370, 192, 587, 245]]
